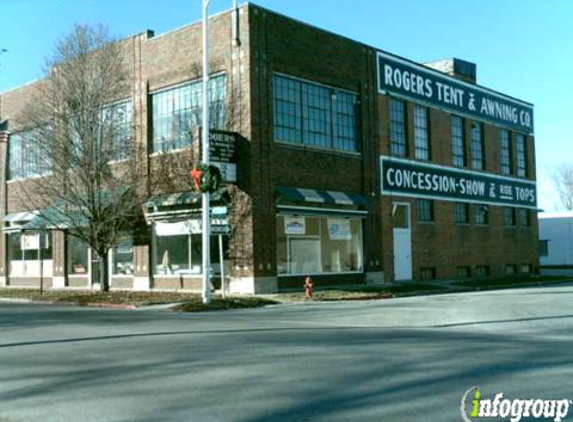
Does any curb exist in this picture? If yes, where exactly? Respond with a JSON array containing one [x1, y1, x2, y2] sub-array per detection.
[[0, 297, 137, 310]]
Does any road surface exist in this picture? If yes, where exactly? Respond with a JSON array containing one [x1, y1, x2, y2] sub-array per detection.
[[1, 286, 573, 422]]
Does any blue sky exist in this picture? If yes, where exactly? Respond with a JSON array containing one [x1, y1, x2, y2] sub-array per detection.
[[1, 0, 571, 211]]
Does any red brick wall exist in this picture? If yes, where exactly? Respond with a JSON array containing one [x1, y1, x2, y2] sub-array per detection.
[[251, 4, 538, 283]]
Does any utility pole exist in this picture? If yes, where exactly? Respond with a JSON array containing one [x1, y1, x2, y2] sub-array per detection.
[[201, 0, 212, 304]]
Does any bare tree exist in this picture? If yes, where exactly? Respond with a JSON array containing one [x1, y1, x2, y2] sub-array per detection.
[[17, 24, 145, 291], [553, 164, 573, 211]]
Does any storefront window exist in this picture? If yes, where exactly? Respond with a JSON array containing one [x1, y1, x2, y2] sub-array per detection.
[[152, 221, 227, 275], [68, 236, 89, 275], [111, 238, 134, 276], [155, 233, 202, 275], [276, 215, 363, 276], [7, 232, 52, 276]]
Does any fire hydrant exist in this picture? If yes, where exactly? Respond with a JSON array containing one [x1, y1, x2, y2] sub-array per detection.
[[304, 276, 314, 299]]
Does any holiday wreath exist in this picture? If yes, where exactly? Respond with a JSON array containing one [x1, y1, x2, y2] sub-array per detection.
[[191, 163, 222, 194]]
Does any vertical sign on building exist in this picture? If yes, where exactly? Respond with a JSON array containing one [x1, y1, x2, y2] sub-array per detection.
[[198, 128, 237, 182]]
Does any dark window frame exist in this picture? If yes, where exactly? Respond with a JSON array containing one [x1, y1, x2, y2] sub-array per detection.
[[413, 105, 430, 160], [516, 133, 528, 178], [390, 98, 407, 157], [504, 207, 516, 226], [500, 129, 513, 175], [470, 121, 485, 170], [451, 115, 466, 167], [273, 74, 359, 153], [417, 199, 434, 223], [475, 204, 489, 225], [454, 203, 469, 225]]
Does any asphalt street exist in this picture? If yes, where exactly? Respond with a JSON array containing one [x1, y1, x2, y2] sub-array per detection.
[[1, 286, 573, 422]]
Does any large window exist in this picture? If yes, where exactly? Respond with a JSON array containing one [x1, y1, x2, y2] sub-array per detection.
[[504, 208, 516, 226], [413, 105, 430, 160], [155, 232, 201, 275], [8, 129, 51, 180], [152, 221, 226, 275], [152, 74, 226, 152], [273, 74, 358, 152], [111, 238, 134, 276], [105, 100, 133, 161], [518, 208, 530, 226], [539, 240, 549, 257], [454, 203, 469, 224], [516, 134, 527, 177], [276, 215, 363, 275], [475, 205, 488, 225], [418, 199, 434, 222], [470, 121, 484, 170], [6, 232, 53, 276], [500, 129, 513, 175], [390, 98, 407, 157], [68, 236, 89, 275], [451, 116, 465, 167]]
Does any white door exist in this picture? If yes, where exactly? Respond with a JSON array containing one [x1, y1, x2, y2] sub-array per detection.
[[392, 203, 412, 281]]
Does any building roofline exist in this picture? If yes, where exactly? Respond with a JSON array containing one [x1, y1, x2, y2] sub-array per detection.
[[246, 2, 533, 107], [147, 2, 244, 42], [539, 212, 573, 219], [0, 77, 42, 97], [2, 1, 533, 107]]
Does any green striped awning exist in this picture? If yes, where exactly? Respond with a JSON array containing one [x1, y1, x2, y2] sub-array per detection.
[[22, 206, 88, 230], [144, 188, 229, 210]]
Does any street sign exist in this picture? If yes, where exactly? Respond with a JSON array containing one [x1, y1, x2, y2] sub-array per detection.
[[198, 129, 237, 182], [211, 224, 231, 235]]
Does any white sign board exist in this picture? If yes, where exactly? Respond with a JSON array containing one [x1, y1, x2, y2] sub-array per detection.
[[284, 216, 306, 235], [327, 218, 351, 240], [21, 233, 40, 250]]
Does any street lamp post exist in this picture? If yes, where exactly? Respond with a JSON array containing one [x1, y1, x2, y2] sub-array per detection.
[[201, 0, 212, 304]]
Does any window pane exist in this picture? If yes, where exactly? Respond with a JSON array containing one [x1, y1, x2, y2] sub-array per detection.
[[333, 91, 358, 152], [451, 116, 465, 167], [155, 234, 190, 275], [7, 231, 52, 276], [112, 238, 134, 275], [470, 121, 484, 170], [414, 105, 429, 160], [276, 215, 363, 275], [454, 203, 468, 224], [418, 199, 434, 222], [273, 75, 358, 152], [504, 208, 516, 226], [518, 208, 530, 226], [68, 236, 89, 275], [152, 74, 226, 152], [289, 238, 321, 274], [516, 134, 527, 177], [500, 130, 512, 175], [106, 100, 133, 161], [8, 129, 51, 180], [390, 99, 407, 157], [274, 75, 303, 144], [475, 205, 488, 225], [320, 218, 363, 273]]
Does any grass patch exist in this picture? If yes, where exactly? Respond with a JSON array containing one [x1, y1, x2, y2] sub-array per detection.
[[452, 275, 571, 289], [174, 296, 278, 312], [275, 283, 446, 302], [0, 288, 278, 311], [0, 289, 200, 305]]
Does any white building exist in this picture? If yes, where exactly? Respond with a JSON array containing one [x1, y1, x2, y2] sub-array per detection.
[[539, 212, 573, 267]]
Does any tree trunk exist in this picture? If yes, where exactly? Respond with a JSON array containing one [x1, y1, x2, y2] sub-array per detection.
[[93, 250, 110, 292], [98, 252, 110, 292]]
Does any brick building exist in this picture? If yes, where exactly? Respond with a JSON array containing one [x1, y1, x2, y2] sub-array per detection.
[[0, 3, 538, 293]]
